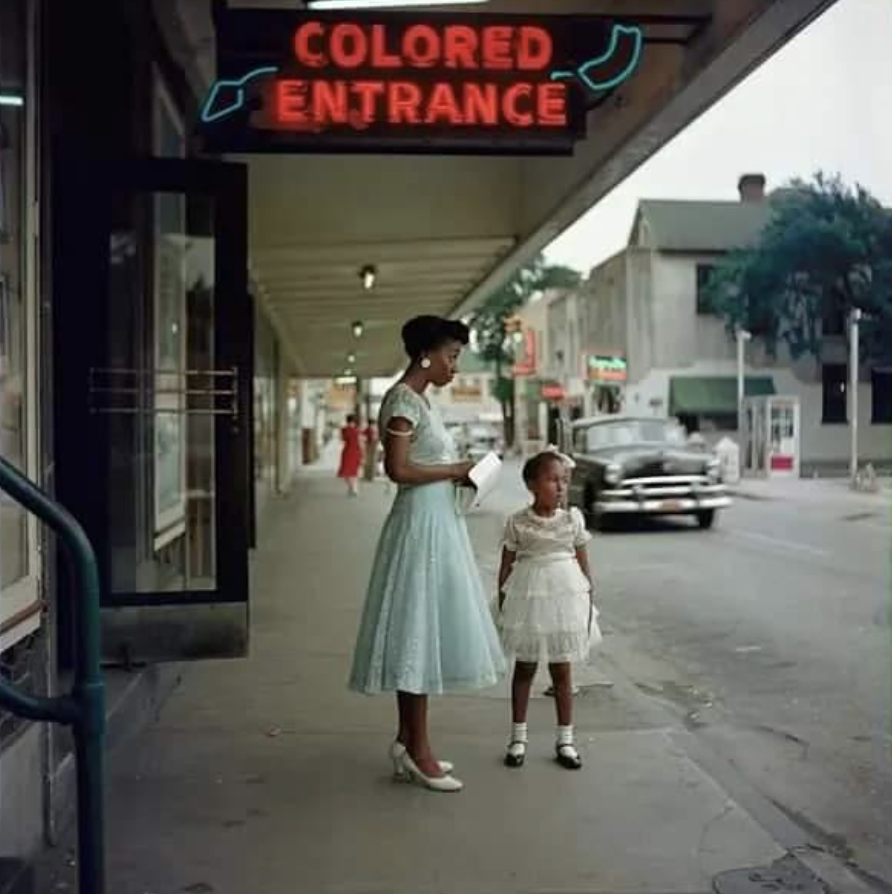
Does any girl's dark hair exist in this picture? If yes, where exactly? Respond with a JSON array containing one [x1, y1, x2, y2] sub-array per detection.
[[522, 451, 565, 485], [346, 414, 357, 424], [401, 316, 470, 361]]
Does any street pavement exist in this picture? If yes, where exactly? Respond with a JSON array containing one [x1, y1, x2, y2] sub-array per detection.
[[583, 481, 891, 890], [35, 459, 889, 894]]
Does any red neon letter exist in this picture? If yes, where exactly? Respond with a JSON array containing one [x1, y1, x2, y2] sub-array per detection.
[[353, 81, 386, 123], [313, 81, 349, 125], [444, 25, 479, 69], [370, 24, 400, 68], [518, 26, 552, 70], [276, 80, 309, 125], [294, 21, 326, 67], [388, 82, 422, 124], [482, 26, 513, 70], [462, 83, 498, 126], [503, 83, 534, 127], [330, 23, 367, 69], [403, 25, 440, 68], [537, 82, 567, 126], [425, 82, 462, 125]]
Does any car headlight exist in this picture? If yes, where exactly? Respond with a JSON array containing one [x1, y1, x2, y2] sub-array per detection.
[[604, 463, 622, 485]]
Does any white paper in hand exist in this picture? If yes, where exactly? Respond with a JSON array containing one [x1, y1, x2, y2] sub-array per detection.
[[455, 451, 503, 514]]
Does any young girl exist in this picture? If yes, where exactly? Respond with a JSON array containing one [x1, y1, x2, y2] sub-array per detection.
[[496, 451, 601, 770]]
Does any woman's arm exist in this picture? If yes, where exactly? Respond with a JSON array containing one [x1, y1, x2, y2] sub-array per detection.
[[497, 546, 517, 610], [383, 417, 473, 485]]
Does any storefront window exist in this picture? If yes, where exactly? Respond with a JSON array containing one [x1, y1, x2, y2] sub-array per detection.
[[152, 73, 188, 550], [0, 0, 29, 589]]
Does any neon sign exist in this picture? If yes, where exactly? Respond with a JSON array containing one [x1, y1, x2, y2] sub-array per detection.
[[587, 355, 627, 383], [201, 10, 645, 155]]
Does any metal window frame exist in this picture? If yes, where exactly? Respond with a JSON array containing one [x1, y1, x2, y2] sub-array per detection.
[[0, 0, 42, 654]]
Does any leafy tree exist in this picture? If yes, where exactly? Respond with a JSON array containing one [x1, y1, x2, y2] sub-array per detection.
[[468, 255, 581, 447], [705, 173, 892, 365]]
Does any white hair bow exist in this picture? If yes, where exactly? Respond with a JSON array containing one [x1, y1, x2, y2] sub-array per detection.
[[545, 443, 576, 469]]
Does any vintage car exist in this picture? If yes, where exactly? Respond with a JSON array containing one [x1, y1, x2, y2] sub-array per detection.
[[563, 416, 731, 529]]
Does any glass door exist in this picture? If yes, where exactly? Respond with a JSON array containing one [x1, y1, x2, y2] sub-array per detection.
[[52, 153, 251, 663]]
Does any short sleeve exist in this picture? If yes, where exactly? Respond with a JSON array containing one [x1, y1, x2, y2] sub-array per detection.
[[383, 387, 422, 430], [570, 507, 590, 548], [503, 515, 520, 552]]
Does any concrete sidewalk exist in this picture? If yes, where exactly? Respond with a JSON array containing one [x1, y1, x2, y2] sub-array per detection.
[[36, 476, 875, 894], [730, 475, 892, 512]]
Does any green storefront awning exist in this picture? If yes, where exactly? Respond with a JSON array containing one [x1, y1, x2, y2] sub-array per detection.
[[669, 376, 775, 416]]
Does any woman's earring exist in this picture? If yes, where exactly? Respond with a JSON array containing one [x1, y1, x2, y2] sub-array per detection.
[[420, 357, 432, 370]]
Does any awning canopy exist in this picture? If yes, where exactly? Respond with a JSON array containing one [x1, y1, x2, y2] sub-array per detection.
[[669, 376, 775, 416]]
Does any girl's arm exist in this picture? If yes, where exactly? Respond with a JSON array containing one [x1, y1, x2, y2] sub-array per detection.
[[384, 417, 473, 485], [575, 547, 593, 595], [497, 546, 516, 610]]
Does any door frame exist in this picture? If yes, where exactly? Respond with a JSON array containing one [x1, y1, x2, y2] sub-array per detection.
[[51, 150, 251, 622]]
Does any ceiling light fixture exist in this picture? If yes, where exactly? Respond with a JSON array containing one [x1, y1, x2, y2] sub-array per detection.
[[0, 92, 24, 107], [347, 352, 357, 365], [359, 264, 377, 291], [308, 1, 489, 9], [352, 320, 365, 339]]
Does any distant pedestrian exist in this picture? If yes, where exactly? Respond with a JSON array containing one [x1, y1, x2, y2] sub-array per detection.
[[337, 414, 363, 497], [362, 418, 379, 482], [495, 451, 601, 770]]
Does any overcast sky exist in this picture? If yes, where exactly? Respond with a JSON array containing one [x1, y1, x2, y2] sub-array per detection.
[[544, 0, 892, 273]]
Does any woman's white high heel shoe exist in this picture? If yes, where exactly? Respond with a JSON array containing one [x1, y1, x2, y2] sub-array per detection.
[[399, 751, 464, 793], [389, 742, 453, 780]]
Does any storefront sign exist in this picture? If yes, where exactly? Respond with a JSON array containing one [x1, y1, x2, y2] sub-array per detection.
[[201, 9, 643, 155], [587, 354, 627, 383], [541, 383, 566, 401], [512, 329, 538, 376], [450, 378, 484, 402]]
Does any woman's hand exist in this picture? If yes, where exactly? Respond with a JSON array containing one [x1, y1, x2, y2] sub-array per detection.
[[451, 460, 476, 483]]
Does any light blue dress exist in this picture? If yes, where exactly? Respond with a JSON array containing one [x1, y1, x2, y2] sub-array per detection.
[[349, 383, 506, 695]]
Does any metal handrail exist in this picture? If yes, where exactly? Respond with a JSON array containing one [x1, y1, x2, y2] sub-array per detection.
[[0, 455, 105, 894]]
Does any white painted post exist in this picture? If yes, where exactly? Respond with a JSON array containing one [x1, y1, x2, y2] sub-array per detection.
[[849, 309, 862, 484], [736, 328, 752, 444]]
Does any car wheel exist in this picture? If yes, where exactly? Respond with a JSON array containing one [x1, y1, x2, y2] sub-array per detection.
[[696, 509, 716, 529]]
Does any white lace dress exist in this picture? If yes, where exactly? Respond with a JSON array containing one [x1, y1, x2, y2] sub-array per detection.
[[498, 507, 601, 664]]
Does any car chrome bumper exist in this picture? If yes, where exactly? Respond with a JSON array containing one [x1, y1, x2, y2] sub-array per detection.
[[595, 491, 731, 514]]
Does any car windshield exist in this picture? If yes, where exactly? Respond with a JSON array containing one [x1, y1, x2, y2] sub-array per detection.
[[580, 420, 685, 452]]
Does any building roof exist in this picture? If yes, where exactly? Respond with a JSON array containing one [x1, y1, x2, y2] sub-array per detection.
[[634, 199, 774, 253]]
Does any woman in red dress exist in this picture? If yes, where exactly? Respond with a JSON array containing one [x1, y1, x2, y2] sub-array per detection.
[[338, 414, 363, 496]]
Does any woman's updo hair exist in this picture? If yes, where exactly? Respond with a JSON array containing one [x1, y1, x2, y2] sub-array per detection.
[[401, 315, 470, 361]]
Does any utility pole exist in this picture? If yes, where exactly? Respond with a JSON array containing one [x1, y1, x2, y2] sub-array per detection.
[[849, 308, 862, 485]]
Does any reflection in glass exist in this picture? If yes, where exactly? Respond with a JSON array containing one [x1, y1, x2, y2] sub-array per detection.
[[0, 0, 28, 589], [105, 193, 217, 596]]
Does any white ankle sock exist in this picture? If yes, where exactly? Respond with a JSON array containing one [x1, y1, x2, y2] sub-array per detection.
[[557, 725, 575, 747], [511, 722, 528, 744]]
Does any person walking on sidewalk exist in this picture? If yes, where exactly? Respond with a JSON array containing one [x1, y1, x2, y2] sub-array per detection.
[[337, 414, 363, 497], [362, 418, 379, 482], [496, 451, 601, 770], [349, 315, 505, 793]]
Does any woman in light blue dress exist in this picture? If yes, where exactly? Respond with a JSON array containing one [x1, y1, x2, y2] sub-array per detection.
[[349, 316, 505, 792]]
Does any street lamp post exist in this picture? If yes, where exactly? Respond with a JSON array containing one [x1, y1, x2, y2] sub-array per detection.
[[736, 328, 752, 441], [849, 308, 863, 485]]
